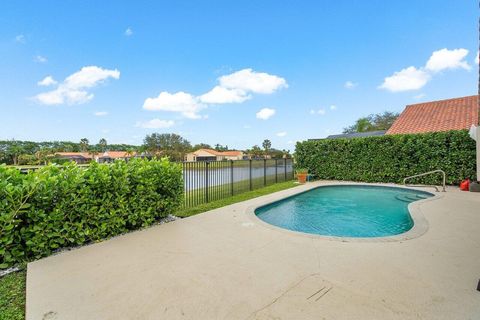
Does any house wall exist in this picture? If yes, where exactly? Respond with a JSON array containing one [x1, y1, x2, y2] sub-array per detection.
[[477, 128, 480, 181], [185, 150, 217, 162], [224, 153, 244, 160], [185, 150, 244, 162], [185, 153, 195, 162]]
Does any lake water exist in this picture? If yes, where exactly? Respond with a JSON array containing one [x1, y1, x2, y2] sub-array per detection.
[[183, 164, 294, 191]]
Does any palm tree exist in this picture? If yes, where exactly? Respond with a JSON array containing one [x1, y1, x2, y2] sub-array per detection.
[[7, 143, 25, 165], [125, 148, 136, 161], [79, 138, 89, 152], [262, 139, 272, 158], [98, 138, 107, 152], [88, 146, 99, 163], [36, 148, 53, 165]]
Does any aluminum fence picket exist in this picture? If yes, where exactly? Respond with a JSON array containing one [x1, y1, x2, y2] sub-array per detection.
[[182, 158, 294, 208]]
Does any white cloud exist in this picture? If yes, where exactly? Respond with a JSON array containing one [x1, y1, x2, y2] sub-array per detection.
[[276, 131, 287, 137], [380, 47, 471, 93], [35, 66, 120, 105], [256, 108, 276, 120], [144, 68, 287, 119], [310, 108, 326, 115], [219, 68, 287, 94], [94, 111, 108, 116], [475, 51, 479, 64], [136, 119, 175, 129], [125, 27, 133, 36], [287, 140, 294, 145], [199, 86, 250, 104], [143, 91, 206, 119], [63, 66, 120, 89], [37, 76, 57, 87], [344, 81, 357, 89], [35, 89, 93, 105], [425, 48, 470, 72], [243, 124, 251, 129], [15, 34, 25, 43], [330, 105, 337, 110], [379, 66, 430, 92], [34, 55, 47, 63]]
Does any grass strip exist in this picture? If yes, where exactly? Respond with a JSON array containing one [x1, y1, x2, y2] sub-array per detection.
[[0, 270, 26, 320], [177, 180, 299, 217]]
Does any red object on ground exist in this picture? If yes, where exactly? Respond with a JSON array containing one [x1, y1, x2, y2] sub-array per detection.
[[460, 179, 470, 191]]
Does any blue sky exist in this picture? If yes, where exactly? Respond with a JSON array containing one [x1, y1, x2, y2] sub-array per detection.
[[0, 1, 477, 150]]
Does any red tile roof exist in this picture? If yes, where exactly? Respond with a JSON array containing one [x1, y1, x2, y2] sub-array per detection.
[[196, 149, 243, 156], [99, 151, 135, 158], [386, 95, 479, 135], [56, 151, 135, 159], [56, 152, 92, 159]]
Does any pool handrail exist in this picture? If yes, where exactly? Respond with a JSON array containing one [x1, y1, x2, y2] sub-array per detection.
[[403, 169, 446, 192]]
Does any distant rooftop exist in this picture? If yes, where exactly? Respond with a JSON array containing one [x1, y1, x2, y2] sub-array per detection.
[[193, 149, 243, 156], [308, 130, 386, 141], [386, 95, 479, 135], [326, 130, 386, 139]]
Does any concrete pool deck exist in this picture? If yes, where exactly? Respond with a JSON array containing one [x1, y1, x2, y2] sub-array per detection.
[[27, 181, 480, 319]]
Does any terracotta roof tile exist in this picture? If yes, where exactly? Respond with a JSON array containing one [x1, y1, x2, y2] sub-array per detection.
[[55, 151, 135, 159], [196, 149, 243, 156], [386, 95, 479, 135]]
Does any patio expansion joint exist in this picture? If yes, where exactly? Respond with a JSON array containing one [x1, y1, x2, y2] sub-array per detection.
[[245, 272, 323, 319]]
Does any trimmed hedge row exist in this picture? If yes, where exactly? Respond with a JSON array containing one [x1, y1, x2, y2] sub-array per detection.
[[295, 130, 476, 185], [0, 159, 183, 268]]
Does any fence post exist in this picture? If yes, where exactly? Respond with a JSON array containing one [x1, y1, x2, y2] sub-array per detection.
[[205, 161, 209, 203], [249, 159, 253, 190], [284, 158, 287, 181], [263, 159, 267, 186], [230, 160, 234, 196], [275, 159, 278, 183], [290, 159, 294, 180]]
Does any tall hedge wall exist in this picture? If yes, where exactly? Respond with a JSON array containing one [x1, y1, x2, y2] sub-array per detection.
[[295, 130, 476, 185], [0, 158, 183, 268]]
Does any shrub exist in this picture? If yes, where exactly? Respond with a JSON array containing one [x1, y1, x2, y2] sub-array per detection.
[[0, 158, 183, 268], [295, 130, 476, 185]]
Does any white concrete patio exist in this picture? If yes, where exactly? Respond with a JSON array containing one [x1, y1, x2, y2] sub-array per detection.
[[26, 181, 480, 319]]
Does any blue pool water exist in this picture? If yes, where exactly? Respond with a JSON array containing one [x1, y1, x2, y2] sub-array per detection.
[[255, 185, 433, 237]]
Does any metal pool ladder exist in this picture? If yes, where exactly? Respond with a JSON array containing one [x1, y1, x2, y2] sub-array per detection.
[[403, 169, 446, 192]]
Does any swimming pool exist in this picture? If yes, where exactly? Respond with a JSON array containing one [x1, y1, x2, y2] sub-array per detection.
[[254, 185, 434, 238]]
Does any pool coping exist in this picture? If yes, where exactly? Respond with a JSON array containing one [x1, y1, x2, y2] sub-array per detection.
[[245, 181, 444, 242]]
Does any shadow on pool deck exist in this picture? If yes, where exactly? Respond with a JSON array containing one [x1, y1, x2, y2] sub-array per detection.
[[26, 181, 480, 319]]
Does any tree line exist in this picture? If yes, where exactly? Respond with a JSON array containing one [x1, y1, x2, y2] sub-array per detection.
[[0, 139, 137, 165], [0, 134, 290, 165], [142, 134, 291, 161]]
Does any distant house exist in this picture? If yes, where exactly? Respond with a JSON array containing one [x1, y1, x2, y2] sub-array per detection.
[[184, 149, 244, 162], [386, 95, 478, 135], [54, 152, 91, 164], [55, 151, 136, 164]]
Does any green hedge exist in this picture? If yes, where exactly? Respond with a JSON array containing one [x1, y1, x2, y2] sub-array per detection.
[[0, 159, 183, 268], [295, 130, 476, 185]]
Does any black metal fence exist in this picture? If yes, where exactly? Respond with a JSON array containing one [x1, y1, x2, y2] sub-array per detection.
[[182, 158, 294, 208]]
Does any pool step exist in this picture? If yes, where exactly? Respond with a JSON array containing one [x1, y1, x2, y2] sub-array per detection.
[[395, 194, 429, 203], [415, 194, 429, 200]]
